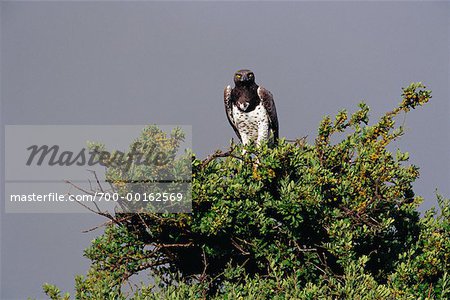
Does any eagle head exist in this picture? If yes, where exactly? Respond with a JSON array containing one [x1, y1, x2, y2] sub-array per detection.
[[234, 69, 255, 86]]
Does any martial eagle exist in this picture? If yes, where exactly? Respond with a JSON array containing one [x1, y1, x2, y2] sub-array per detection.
[[224, 69, 279, 146]]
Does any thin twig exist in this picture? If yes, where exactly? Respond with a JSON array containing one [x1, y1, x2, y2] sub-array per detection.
[[82, 214, 135, 233], [231, 238, 250, 255], [87, 169, 105, 193], [155, 242, 194, 248], [65, 180, 95, 195], [201, 145, 243, 168], [198, 246, 209, 283], [82, 219, 114, 233]]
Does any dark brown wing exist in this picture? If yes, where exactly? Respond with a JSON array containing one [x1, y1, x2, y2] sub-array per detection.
[[224, 85, 242, 142], [257, 86, 279, 143]]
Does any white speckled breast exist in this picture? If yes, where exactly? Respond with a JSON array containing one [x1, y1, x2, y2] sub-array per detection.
[[232, 103, 270, 145]]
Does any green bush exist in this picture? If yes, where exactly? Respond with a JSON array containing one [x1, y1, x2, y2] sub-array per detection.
[[42, 83, 450, 299]]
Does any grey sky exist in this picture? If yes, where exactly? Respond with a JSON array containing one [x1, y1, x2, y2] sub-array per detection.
[[1, 1, 449, 299]]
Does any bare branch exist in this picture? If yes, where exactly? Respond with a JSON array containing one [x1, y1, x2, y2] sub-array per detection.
[[201, 145, 243, 168], [231, 238, 250, 255], [87, 169, 105, 193]]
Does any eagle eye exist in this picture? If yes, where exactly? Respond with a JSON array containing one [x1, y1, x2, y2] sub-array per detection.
[[249, 73, 254, 78], [235, 74, 242, 79]]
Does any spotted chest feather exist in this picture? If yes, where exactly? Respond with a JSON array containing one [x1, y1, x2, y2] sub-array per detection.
[[232, 103, 270, 145]]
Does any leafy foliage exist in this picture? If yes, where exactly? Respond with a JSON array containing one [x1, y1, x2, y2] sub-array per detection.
[[42, 83, 450, 299]]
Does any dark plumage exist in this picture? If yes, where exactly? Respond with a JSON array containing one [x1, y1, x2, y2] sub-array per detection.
[[224, 69, 279, 146]]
